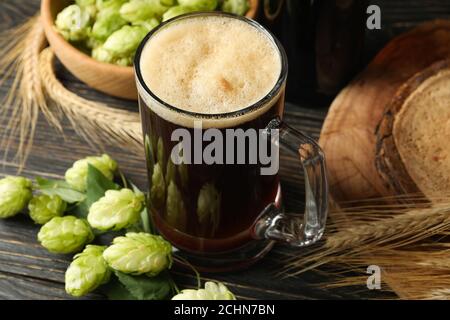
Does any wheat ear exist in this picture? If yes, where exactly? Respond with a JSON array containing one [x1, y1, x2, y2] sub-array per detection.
[[0, 16, 54, 170], [38, 48, 143, 154], [280, 201, 450, 277]]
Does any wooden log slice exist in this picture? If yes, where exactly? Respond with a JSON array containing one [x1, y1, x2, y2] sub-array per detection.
[[375, 59, 450, 200], [320, 20, 450, 205]]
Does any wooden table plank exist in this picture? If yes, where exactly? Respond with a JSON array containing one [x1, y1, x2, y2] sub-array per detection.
[[0, 271, 102, 300], [0, 80, 368, 299], [2, 0, 447, 300]]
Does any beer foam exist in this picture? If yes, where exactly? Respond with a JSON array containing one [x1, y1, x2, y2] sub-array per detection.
[[139, 15, 282, 127]]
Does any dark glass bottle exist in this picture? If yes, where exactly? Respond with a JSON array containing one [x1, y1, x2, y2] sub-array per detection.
[[259, 0, 368, 106]]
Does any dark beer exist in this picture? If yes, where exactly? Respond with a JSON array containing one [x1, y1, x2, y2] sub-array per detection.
[[139, 95, 283, 253], [135, 15, 286, 254]]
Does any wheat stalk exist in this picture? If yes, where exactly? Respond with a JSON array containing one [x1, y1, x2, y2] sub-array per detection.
[[0, 16, 145, 169], [279, 197, 450, 299], [424, 289, 450, 300], [38, 48, 143, 155], [281, 201, 450, 275], [326, 204, 450, 250], [0, 16, 51, 170]]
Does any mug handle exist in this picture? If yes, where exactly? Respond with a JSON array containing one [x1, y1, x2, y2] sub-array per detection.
[[253, 118, 329, 247]]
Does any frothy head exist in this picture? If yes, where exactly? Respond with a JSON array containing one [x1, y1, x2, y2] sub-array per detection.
[[138, 14, 283, 126]]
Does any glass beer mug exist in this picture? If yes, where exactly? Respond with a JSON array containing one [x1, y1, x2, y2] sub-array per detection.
[[134, 12, 328, 271]]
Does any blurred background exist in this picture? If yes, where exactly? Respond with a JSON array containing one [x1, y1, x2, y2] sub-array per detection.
[[255, 0, 450, 106]]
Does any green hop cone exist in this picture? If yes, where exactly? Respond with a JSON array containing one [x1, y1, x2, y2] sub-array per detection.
[[150, 162, 165, 209], [133, 18, 160, 33], [120, 0, 169, 23], [159, 0, 177, 7], [221, 0, 249, 16], [28, 194, 67, 225], [197, 183, 221, 237], [166, 180, 187, 230], [178, 0, 218, 11], [65, 154, 117, 191], [162, 5, 197, 21], [96, 0, 128, 10], [55, 4, 93, 42], [114, 56, 133, 66], [76, 0, 96, 6], [92, 45, 113, 63], [156, 137, 165, 165], [92, 4, 127, 40], [102, 25, 148, 62], [75, 0, 98, 17], [103, 232, 172, 276], [160, 0, 176, 6], [85, 36, 104, 50], [38, 216, 94, 254], [0, 176, 32, 219], [87, 188, 144, 231], [172, 282, 236, 300], [65, 245, 111, 297]]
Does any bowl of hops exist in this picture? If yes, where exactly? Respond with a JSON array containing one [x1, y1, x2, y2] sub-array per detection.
[[41, 0, 259, 100]]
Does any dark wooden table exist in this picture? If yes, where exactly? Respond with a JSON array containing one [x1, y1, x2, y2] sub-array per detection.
[[1, 0, 449, 300]]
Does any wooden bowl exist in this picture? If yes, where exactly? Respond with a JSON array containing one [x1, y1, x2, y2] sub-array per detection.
[[40, 0, 260, 100]]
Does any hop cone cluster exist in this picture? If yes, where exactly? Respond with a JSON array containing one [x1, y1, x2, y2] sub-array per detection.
[[0, 176, 32, 218], [28, 194, 67, 225], [221, 0, 249, 15], [65, 245, 111, 297], [38, 216, 94, 254], [172, 282, 236, 300], [55, 4, 93, 42], [65, 154, 117, 191], [88, 188, 144, 231], [166, 180, 187, 229], [103, 232, 172, 276]]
